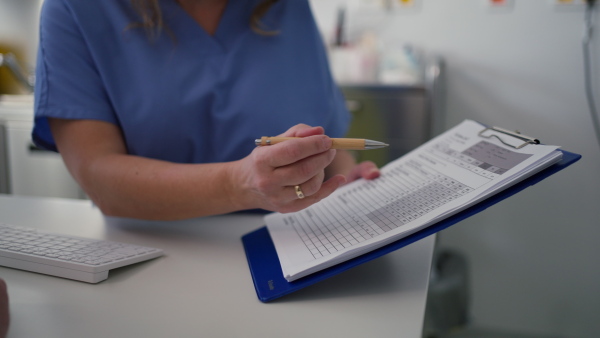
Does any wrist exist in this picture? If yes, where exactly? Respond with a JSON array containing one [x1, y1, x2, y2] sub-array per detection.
[[224, 159, 257, 212]]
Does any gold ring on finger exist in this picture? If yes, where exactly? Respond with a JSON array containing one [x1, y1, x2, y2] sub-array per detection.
[[294, 185, 305, 199]]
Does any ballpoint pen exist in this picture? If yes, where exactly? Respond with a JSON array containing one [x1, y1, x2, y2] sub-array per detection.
[[255, 137, 389, 150]]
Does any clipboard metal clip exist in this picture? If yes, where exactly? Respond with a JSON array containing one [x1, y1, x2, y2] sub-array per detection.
[[478, 126, 540, 149]]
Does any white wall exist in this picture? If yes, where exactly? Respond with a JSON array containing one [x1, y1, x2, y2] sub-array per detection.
[[311, 1, 600, 337], [0, 0, 43, 68]]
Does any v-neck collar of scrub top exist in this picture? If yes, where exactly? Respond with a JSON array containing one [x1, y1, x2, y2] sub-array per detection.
[[162, 0, 254, 55]]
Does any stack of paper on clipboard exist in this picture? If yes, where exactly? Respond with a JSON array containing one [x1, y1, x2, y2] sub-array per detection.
[[265, 120, 565, 282], [243, 119, 581, 302]]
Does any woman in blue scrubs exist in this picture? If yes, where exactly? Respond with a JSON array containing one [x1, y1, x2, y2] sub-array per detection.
[[33, 0, 379, 220]]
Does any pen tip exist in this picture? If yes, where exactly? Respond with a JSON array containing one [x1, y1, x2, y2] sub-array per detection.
[[364, 139, 389, 149]]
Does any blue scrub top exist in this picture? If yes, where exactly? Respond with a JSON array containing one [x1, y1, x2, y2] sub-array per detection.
[[33, 0, 350, 164]]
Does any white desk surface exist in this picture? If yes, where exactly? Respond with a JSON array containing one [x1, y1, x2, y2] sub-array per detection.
[[0, 194, 435, 338]]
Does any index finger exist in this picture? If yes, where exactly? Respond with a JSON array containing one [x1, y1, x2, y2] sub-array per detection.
[[280, 125, 325, 138], [264, 135, 333, 168]]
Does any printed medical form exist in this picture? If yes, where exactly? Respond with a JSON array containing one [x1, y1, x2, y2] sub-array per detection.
[[265, 120, 562, 281]]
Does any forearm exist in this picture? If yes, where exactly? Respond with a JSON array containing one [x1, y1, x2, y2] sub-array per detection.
[[48, 118, 249, 220], [79, 154, 243, 220]]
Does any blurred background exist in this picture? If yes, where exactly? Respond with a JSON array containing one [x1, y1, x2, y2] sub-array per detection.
[[0, 0, 599, 337]]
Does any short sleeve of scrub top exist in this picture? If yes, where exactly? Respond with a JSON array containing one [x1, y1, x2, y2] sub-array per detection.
[[33, 0, 351, 164]]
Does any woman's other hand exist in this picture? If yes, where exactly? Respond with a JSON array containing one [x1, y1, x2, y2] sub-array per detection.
[[324, 146, 381, 185], [345, 160, 380, 183]]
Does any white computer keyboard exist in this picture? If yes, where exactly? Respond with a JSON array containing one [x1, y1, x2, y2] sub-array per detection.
[[0, 222, 163, 283]]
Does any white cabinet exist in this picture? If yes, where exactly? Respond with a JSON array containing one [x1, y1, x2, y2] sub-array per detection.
[[0, 95, 84, 199]]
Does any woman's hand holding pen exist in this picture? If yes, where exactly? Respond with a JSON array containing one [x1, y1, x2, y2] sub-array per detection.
[[48, 118, 378, 220], [233, 124, 346, 213], [231, 124, 380, 213]]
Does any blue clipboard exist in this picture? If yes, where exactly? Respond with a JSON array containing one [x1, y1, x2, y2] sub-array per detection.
[[242, 149, 581, 302]]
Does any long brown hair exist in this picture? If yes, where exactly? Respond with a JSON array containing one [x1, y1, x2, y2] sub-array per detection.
[[129, 0, 280, 40]]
